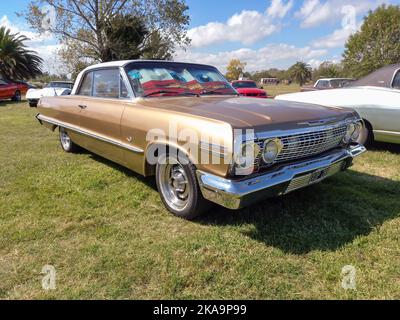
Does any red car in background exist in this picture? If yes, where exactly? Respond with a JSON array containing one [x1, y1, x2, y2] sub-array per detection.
[[0, 79, 28, 101], [231, 80, 268, 98]]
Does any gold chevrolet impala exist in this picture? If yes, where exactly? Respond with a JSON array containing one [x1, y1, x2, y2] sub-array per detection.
[[36, 60, 366, 219]]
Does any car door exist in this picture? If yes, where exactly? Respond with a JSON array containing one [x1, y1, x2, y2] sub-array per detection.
[[0, 79, 9, 99], [77, 68, 129, 165], [371, 70, 400, 135]]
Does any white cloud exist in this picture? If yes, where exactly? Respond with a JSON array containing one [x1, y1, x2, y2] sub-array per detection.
[[312, 26, 357, 48], [267, 0, 294, 19], [0, 15, 52, 44], [295, 0, 390, 28], [175, 44, 327, 72], [188, 0, 294, 48], [188, 11, 278, 48]]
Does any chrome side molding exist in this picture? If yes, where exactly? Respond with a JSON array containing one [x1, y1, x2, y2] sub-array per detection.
[[36, 114, 144, 154]]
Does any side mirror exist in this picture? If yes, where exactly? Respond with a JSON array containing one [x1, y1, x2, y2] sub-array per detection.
[[259, 86, 264, 89]]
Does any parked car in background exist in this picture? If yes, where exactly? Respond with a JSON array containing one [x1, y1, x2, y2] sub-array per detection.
[[0, 79, 28, 101], [276, 64, 400, 145], [27, 81, 74, 108], [231, 80, 268, 98], [301, 78, 354, 92], [36, 60, 366, 219]]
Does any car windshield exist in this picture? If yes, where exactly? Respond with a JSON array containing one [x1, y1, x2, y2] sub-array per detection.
[[232, 81, 258, 89], [47, 82, 73, 89], [124, 61, 237, 97], [330, 79, 350, 88]]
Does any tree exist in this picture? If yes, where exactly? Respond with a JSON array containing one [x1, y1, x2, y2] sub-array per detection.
[[25, 0, 190, 74], [0, 26, 43, 80], [313, 61, 344, 80], [288, 62, 312, 86], [225, 59, 247, 81], [343, 4, 400, 78], [251, 68, 287, 82]]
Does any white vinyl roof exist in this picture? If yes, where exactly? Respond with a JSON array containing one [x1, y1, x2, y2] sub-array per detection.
[[317, 78, 353, 81], [82, 60, 215, 72]]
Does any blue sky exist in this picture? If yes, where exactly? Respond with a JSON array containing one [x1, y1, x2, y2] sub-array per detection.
[[1, 0, 398, 74]]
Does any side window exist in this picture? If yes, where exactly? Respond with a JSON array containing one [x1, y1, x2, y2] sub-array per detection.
[[78, 72, 93, 96], [392, 71, 400, 89], [93, 69, 119, 99], [316, 80, 329, 88]]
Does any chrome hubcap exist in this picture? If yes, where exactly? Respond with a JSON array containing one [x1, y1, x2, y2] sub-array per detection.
[[60, 129, 71, 150], [159, 162, 190, 211]]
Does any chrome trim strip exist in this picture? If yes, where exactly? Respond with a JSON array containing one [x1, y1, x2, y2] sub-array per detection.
[[373, 130, 400, 137], [36, 114, 144, 154], [196, 144, 366, 210]]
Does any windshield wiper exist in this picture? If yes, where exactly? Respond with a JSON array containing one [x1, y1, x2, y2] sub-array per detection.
[[200, 90, 236, 96], [144, 90, 199, 98]]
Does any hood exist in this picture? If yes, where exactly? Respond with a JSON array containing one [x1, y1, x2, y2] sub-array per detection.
[[138, 96, 356, 132], [236, 88, 266, 94]]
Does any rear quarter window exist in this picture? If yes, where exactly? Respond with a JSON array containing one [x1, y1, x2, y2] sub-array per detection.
[[392, 71, 400, 89]]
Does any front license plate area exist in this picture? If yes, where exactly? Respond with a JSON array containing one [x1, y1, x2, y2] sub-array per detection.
[[285, 161, 344, 194], [310, 167, 330, 184]]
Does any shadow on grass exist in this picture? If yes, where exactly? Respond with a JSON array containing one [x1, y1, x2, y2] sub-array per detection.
[[80, 149, 400, 255], [197, 170, 400, 254], [368, 141, 400, 154], [83, 149, 157, 190]]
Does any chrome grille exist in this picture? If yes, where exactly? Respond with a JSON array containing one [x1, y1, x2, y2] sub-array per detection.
[[255, 123, 348, 169]]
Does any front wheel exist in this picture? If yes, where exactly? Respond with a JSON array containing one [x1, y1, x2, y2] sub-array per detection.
[[156, 153, 210, 220], [11, 90, 21, 101], [358, 122, 373, 146], [59, 127, 79, 153]]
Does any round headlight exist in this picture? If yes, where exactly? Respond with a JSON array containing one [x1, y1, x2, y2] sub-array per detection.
[[343, 123, 356, 143], [262, 139, 282, 164]]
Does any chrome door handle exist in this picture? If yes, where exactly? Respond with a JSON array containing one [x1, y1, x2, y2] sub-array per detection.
[[78, 104, 87, 109]]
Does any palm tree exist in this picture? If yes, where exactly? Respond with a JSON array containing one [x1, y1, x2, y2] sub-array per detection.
[[0, 26, 43, 80], [288, 61, 312, 86]]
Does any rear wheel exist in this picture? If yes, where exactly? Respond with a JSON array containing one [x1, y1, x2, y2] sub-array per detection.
[[29, 101, 38, 108], [156, 153, 210, 220], [11, 90, 21, 101], [59, 127, 79, 153]]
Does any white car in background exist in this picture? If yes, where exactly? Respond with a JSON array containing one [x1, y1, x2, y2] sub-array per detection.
[[276, 64, 400, 145], [27, 81, 74, 108]]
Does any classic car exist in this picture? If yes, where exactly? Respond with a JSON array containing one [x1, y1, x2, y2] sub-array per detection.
[[36, 60, 366, 219], [301, 78, 354, 92], [276, 63, 400, 145], [231, 80, 268, 98], [0, 79, 28, 101], [27, 81, 74, 108]]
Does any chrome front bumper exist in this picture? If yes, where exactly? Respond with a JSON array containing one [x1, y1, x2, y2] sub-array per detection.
[[196, 144, 366, 210]]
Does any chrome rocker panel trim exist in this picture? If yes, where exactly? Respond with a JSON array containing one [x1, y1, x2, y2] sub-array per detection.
[[196, 144, 366, 210], [36, 114, 144, 154]]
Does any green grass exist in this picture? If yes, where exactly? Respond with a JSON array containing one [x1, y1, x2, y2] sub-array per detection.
[[263, 84, 301, 97], [1, 101, 400, 299]]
